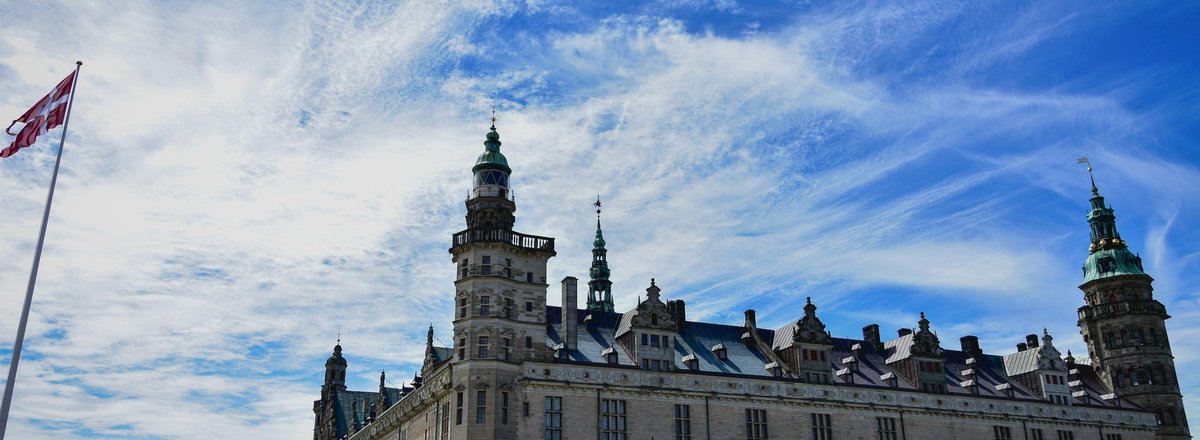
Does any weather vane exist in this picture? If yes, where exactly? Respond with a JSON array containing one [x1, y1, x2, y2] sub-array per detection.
[[490, 107, 497, 128], [594, 195, 602, 217], [1077, 155, 1098, 194]]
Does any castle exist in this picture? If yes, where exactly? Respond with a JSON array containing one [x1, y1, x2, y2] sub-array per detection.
[[313, 121, 1190, 440]]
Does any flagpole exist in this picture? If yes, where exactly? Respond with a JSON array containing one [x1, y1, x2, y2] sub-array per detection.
[[0, 61, 81, 440]]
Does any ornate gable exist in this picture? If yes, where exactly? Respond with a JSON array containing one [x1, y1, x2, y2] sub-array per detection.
[[630, 279, 676, 331], [910, 312, 944, 358], [793, 297, 832, 345]]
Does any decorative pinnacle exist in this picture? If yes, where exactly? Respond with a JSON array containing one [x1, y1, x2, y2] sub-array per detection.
[[490, 107, 497, 130]]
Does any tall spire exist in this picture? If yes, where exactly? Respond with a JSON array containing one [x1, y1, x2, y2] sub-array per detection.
[[1079, 159, 1145, 283], [587, 196, 614, 312]]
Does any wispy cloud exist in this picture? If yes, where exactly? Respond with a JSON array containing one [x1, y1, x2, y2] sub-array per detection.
[[0, 0, 1197, 438]]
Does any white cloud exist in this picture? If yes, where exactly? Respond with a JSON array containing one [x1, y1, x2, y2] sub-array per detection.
[[0, 1, 1196, 438]]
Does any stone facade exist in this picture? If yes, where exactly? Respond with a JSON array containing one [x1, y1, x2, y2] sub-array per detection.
[[313, 124, 1184, 440]]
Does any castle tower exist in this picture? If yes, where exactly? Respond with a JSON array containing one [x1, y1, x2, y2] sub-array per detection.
[[587, 196, 615, 312], [1075, 172, 1190, 439], [447, 114, 556, 439], [313, 342, 348, 440]]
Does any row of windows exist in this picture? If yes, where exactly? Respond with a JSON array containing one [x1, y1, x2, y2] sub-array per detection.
[[1006, 427, 1081, 440], [1101, 325, 1165, 349], [641, 333, 672, 348], [1044, 374, 1066, 385], [458, 296, 530, 319], [456, 335, 535, 360], [526, 400, 1122, 440], [801, 349, 827, 362], [459, 256, 541, 282]]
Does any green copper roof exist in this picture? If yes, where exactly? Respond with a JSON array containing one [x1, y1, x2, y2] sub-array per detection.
[[1082, 247, 1145, 284], [1080, 185, 1146, 285], [472, 126, 511, 174]]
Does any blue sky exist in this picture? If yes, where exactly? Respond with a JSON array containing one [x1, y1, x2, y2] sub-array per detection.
[[0, 0, 1197, 438]]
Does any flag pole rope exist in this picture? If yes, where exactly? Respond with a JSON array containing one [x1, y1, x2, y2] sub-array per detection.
[[0, 61, 82, 440]]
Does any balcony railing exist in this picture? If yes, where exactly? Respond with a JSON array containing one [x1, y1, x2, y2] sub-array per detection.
[[451, 228, 555, 253], [1078, 300, 1167, 320]]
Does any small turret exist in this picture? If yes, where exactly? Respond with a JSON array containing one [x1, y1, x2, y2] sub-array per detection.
[[324, 342, 347, 392]]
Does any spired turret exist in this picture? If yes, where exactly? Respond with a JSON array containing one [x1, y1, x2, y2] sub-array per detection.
[[587, 197, 615, 312], [1075, 172, 1189, 439]]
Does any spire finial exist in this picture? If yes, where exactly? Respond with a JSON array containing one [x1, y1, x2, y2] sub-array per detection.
[[490, 107, 497, 130], [1077, 156, 1098, 195]]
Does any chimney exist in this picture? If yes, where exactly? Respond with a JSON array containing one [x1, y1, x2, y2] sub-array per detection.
[[1017, 343, 1028, 352], [669, 300, 687, 332], [862, 324, 882, 350], [744, 309, 757, 330], [960, 335, 982, 358], [898, 328, 913, 337], [1025, 334, 1039, 348], [561, 277, 578, 352]]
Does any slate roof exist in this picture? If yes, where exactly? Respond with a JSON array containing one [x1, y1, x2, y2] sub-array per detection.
[[543, 306, 1140, 410], [1003, 346, 1046, 376], [431, 347, 454, 364], [331, 388, 402, 437]]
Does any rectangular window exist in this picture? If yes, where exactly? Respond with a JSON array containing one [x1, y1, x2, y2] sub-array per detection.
[[478, 336, 489, 358], [440, 402, 450, 440], [652, 334, 661, 347], [476, 390, 487, 424], [544, 396, 562, 440], [455, 392, 463, 425], [527, 272, 534, 282], [641, 334, 648, 345], [480, 296, 491, 316], [600, 399, 627, 440], [1105, 435, 1123, 440], [458, 338, 465, 360], [1031, 428, 1044, 440], [501, 392, 509, 425], [674, 404, 692, 440], [811, 413, 831, 440], [525, 336, 533, 349], [523, 401, 530, 417], [1056, 431, 1074, 440], [526, 301, 534, 312], [876, 417, 897, 440], [993, 426, 1012, 440], [746, 409, 768, 440]]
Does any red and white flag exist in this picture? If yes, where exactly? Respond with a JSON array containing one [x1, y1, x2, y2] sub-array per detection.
[[2, 71, 76, 158]]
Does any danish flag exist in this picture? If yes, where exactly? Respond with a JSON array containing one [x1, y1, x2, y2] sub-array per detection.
[[2, 71, 76, 158]]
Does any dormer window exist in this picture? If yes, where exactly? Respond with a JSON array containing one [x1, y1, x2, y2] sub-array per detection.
[[602, 348, 619, 365], [682, 354, 699, 370], [711, 344, 727, 360]]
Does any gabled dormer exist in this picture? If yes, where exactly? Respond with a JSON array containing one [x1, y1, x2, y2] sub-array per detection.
[[1003, 330, 1071, 405], [772, 297, 834, 383], [614, 279, 677, 371], [885, 312, 946, 393]]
